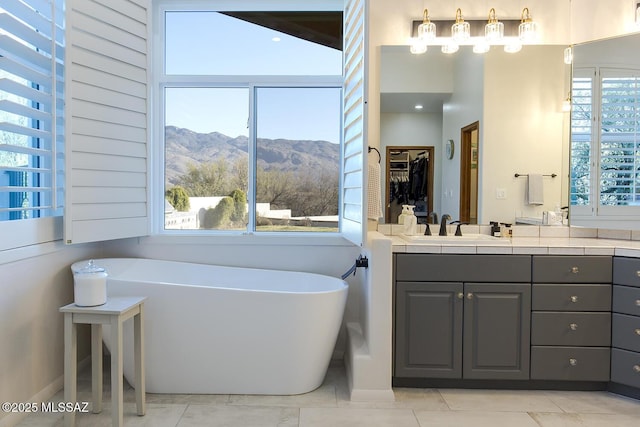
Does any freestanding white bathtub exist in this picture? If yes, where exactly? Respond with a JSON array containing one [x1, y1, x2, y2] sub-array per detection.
[[72, 258, 348, 395]]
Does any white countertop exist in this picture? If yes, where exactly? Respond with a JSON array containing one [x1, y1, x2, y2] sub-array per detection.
[[390, 235, 640, 257]]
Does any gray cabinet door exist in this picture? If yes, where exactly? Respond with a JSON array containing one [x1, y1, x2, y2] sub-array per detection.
[[395, 282, 463, 378], [463, 283, 531, 380]]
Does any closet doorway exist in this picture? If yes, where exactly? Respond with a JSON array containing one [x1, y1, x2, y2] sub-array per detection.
[[385, 146, 434, 224], [459, 121, 479, 224]]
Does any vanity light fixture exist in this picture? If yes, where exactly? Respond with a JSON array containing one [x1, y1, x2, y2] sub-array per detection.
[[417, 9, 437, 43], [518, 7, 537, 43], [564, 46, 573, 64], [562, 92, 572, 112], [451, 8, 470, 43], [504, 39, 522, 53], [635, 2, 640, 28], [410, 39, 428, 54], [485, 8, 504, 43], [441, 41, 460, 54], [473, 40, 490, 54]]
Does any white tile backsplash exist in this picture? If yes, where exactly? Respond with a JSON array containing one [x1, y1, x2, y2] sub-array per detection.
[[511, 226, 540, 238], [569, 227, 598, 238], [598, 229, 632, 240]]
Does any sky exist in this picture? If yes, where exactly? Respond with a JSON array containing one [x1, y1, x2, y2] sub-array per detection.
[[163, 12, 342, 143]]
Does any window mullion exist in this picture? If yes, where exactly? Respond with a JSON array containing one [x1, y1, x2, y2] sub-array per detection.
[[247, 85, 257, 233]]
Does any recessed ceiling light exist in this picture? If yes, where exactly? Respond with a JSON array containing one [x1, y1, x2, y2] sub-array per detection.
[[272, 37, 281, 42], [415, 104, 424, 110]]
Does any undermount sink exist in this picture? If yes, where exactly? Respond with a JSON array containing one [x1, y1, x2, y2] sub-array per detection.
[[399, 233, 511, 245]]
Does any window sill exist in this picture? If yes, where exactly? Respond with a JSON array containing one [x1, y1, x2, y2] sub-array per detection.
[[141, 232, 356, 247]]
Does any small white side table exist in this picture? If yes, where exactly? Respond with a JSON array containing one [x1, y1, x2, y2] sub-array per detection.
[[60, 296, 146, 427]]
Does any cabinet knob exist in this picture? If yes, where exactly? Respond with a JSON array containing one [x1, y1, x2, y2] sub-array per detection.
[[636, 299, 640, 307], [570, 296, 579, 303], [636, 271, 640, 277], [569, 323, 578, 331], [571, 266, 579, 274], [569, 358, 578, 366], [635, 329, 640, 336], [467, 292, 474, 300], [634, 365, 640, 373], [457, 292, 464, 300]]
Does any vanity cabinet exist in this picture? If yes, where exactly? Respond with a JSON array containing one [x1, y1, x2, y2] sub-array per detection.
[[611, 257, 640, 389], [530, 256, 612, 382], [394, 254, 531, 381]]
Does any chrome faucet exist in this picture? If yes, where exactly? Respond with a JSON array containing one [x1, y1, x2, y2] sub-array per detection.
[[439, 214, 452, 236]]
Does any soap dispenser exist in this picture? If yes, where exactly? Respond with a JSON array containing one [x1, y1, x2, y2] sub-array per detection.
[[404, 205, 418, 235], [398, 205, 411, 228]]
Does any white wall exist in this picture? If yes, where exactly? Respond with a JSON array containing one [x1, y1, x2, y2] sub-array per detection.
[[440, 51, 485, 221], [0, 243, 103, 427], [482, 45, 568, 223]]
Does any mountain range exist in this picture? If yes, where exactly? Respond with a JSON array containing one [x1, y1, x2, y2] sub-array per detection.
[[165, 126, 340, 185]]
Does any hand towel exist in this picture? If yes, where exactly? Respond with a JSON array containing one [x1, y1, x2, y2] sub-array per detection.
[[527, 173, 544, 205], [367, 161, 383, 220]]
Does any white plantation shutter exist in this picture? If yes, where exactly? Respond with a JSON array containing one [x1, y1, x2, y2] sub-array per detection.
[[598, 68, 640, 213], [64, 0, 149, 244], [0, 0, 65, 221], [341, 0, 367, 246]]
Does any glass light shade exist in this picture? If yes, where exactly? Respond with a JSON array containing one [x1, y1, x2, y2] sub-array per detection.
[[473, 40, 490, 54], [418, 21, 437, 42], [452, 21, 470, 43], [441, 42, 459, 54], [564, 47, 573, 64], [504, 40, 522, 53], [410, 39, 427, 54], [485, 21, 504, 42], [519, 21, 537, 43]]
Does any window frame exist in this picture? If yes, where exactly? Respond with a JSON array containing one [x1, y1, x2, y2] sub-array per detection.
[[153, 1, 345, 237]]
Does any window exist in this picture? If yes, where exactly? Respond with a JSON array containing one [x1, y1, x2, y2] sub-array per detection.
[[158, 3, 343, 233], [570, 67, 640, 221], [0, 1, 65, 222]]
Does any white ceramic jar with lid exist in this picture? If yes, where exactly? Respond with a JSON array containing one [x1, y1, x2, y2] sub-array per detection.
[[72, 260, 108, 306]]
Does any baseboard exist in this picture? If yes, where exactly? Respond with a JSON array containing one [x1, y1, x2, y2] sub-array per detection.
[[0, 356, 90, 427]]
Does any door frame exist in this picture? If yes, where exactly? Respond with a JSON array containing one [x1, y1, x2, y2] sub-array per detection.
[[459, 121, 480, 224]]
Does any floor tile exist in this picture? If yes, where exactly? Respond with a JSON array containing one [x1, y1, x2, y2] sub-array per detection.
[[544, 390, 640, 415], [299, 407, 420, 427], [227, 383, 337, 408], [414, 410, 540, 427], [530, 412, 640, 427], [337, 388, 448, 410], [176, 404, 298, 427], [438, 389, 563, 412]]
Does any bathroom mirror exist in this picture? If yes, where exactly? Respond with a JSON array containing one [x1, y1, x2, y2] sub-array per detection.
[[569, 32, 640, 230], [380, 44, 570, 225]]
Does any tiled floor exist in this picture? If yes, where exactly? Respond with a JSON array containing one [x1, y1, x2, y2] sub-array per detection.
[[15, 361, 640, 427]]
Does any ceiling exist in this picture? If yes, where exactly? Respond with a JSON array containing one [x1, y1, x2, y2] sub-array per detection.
[[381, 93, 451, 114], [221, 11, 343, 51]]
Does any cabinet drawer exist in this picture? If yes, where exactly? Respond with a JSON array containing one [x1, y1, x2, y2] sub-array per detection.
[[612, 313, 640, 353], [611, 348, 640, 388], [613, 257, 640, 288], [531, 312, 611, 346], [531, 346, 610, 381], [532, 256, 612, 283], [532, 284, 611, 311], [613, 285, 640, 316], [395, 254, 531, 283]]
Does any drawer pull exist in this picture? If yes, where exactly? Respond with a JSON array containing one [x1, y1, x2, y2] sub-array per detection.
[[457, 292, 464, 300], [571, 266, 579, 274], [570, 296, 579, 303], [467, 292, 474, 300], [634, 365, 640, 373], [569, 358, 578, 366], [569, 323, 578, 331]]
